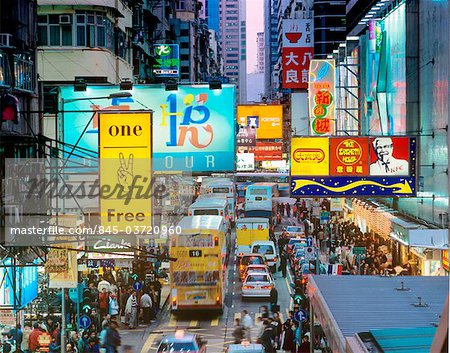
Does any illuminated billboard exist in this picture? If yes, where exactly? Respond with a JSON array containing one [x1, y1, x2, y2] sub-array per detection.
[[153, 44, 180, 78], [308, 59, 336, 135], [60, 85, 236, 172], [99, 112, 152, 230], [237, 105, 283, 139], [290, 137, 416, 197]]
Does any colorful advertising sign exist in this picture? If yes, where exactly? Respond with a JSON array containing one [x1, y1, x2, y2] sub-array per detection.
[[48, 245, 78, 288], [254, 142, 282, 161], [237, 105, 283, 139], [153, 44, 180, 78], [290, 137, 416, 197], [60, 85, 236, 172], [236, 153, 255, 171], [236, 126, 256, 146], [291, 137, 329, 176], [99, 112, 152, 230], [308, 60, 336, 135], [282, 19, 314, 90]]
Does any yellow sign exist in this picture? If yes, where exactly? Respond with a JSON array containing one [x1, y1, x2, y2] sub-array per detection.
[[237, 105, 283, 139], [291, 137, 329, 175], [99, 112, 152, 231], [48, 245, 78, 288]]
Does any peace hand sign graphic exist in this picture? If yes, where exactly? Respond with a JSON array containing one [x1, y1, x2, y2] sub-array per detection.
[[117, 152, 134, 189]]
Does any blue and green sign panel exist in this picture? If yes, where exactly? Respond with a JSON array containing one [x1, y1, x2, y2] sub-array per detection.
[[153, 44, 180, 78], [60, 85, 236, 172]]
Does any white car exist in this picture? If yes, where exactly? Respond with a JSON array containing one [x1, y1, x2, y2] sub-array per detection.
[[242, 272, 274, 298], [250, 240, 277, 272], [242, 264, 272, 281]]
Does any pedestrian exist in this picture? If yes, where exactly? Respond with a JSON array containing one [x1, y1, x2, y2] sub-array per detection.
[[281, 320, 295, 353], [268, 317, 280, 350], [241, 310, 253, 343], [109, 293, 119, 320], [125, 291, 139, 329], [101, 314, 111, 329], [232, 319, 245, 344], [99, 287, 110, 318], [90, 309, 101, 333], [105, 321, 121, 353], [49, 337, 61, 353], [259, 321, 275, 353], [97, 276, 111, 293], [139, 291, 153, 324], [280, 251, 288, 278], [273, 312, 282, 348], [28, 323, 42, 353], [22, 322, 32, 353], [286, 203, 291, 218], [6, 323, 23, 348], [86, 338, 100, 353], [269, 287, 278, 313], [297, 333, 310, 353]]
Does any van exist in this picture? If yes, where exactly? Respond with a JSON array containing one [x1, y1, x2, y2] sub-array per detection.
[[250, 240, 277, 272]]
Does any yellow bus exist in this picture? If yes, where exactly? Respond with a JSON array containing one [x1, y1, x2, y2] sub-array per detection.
[[170, 215, 227, 313]]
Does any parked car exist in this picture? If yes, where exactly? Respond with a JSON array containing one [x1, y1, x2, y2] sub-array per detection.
[[242, 272, 274, 298]]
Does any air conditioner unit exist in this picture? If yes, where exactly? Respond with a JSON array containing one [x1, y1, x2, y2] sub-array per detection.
[[59, 15, 72, 24], [0, 33, 12, 48]]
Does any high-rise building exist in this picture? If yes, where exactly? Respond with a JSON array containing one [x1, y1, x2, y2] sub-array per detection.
[[206, 0, 220, 35], [256, 32, 265, 73], [264, 0, 279, 99], [220, 0, 245, 102]]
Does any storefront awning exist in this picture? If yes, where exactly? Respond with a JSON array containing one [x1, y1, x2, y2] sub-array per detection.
[[409, 229, 449, 250]]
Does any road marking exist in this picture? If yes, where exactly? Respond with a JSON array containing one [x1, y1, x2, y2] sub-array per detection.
[[168, 314, 176, 327], [190, 320, 198, 327], [140, 333, 158, 353], [285, 270, 294, 308], [211, 317, 219, 326]]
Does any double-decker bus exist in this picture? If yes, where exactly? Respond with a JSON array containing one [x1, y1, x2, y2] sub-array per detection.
[[170, 215, 227, 313], [244, 183, 279, 224]]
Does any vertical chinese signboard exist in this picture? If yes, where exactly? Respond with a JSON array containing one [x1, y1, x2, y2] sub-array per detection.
[[308, 59, 336, 135], [282, 19, 314, 89], [153, 44, 180, 78]]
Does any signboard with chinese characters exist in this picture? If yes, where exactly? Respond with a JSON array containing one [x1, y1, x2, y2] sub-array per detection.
[[290, 137, 416, 197], [254, 142, 283, 161], [153, 44, 180, 78], [237, 105, 283, 139], [236, 126, 256, 146], [308, 60, 336, 135], [236, 153, 255, 171], [282, 19, 314, 90], [61, 85, 236, 172]]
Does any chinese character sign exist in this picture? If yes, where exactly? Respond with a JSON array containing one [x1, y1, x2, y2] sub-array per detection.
[[153, 44, 180, 78], [254, 142, 282, 161], [291, 137, 329, 176], [237, 105, 283, 139], [282, 48, 314, 90], [308, 60, 336, 135], [282, 19, 314, 48], [236, 126, 256, 146], [330, 138, 369, 176]]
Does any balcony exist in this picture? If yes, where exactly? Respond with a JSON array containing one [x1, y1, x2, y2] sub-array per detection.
[[0, 50, 35, 93]]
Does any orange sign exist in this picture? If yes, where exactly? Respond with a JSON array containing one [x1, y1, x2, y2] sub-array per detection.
[[442, 250, 449, 272], [38, 333, 52, 347], [330, 137, 369, 176]]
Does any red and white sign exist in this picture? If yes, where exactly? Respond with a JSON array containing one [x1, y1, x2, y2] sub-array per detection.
[[282, 19, 314, 48], [253, 142, 282, 161], [282, 47, 314, 89]]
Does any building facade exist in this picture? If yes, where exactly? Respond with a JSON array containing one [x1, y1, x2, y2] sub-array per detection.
[[256, 32, 265, 73]]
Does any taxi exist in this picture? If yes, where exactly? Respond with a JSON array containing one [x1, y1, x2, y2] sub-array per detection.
[[156, 331, 207, 353]]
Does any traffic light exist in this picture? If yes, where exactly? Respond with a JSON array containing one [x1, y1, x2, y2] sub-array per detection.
[[293, 293, 302, 305], [1, 93, 19, 124], [81, 288, 92, 315]]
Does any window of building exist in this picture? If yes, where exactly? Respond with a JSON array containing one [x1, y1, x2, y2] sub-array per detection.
[[181, 54, 189, 60], [226, 60, 238, 63], [226, 16, 238, 20], [225, 35, 238, 39], [227, 53, 238, 57], [226, 65, 238, 70], [225, 47, 237, 51], [226, 22, 238, 27], [181, 42, 189, 48]]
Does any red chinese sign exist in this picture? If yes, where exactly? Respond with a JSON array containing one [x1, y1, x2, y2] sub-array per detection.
[[253, 142, 283, 161], [442, 250, 449, 272], [282, 48, 314, 90], [330, 138, 369, 176]]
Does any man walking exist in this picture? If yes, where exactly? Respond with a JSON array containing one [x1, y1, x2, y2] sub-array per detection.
[[125, 291, 139, 329], [270, 286, 278, 313], [280, 251, 288, 278], [140, 291, 153, 324], [241, 310, 253, 343]]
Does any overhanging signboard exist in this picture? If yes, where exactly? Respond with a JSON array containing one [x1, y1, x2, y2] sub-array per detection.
[[290, 136, 416, 197], [153, 44, 180, 78], [61, 85, 236, 172]]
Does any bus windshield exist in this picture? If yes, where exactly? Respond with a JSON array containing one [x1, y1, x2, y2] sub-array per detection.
[[176, 234, 214, 247], [249, 188, 268, 196], [212, 187, 230, 193], [193, 209, 219, 216]]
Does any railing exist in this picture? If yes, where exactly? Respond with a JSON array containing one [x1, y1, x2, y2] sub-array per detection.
[[0, 49, 36, 93]]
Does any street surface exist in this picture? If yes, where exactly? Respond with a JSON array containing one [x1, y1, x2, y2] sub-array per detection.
[[120, 217, 299, 353]]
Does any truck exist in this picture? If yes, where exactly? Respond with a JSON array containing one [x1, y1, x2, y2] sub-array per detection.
[[235, 217, 270, 257]]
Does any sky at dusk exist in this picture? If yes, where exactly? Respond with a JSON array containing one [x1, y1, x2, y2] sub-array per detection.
[[246, 0, 264, 73]]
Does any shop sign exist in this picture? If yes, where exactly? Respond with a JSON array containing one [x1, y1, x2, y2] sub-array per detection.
[[0, 310, 15, 326], [236, 153, 255, 171], [99, 112, 152, 231], [308, 60, 335, 135], [153, 44, 180, 78], [254, 142, 282, 161], [237, 105, 283, 139], [38, 332, 52, 350], [48, 245, 78, 289], [442, 250, 449, 272], [290, 137, 416, 197], [61, 85, 236, 172], [353, 247, 366, 255], [45, 248, 69, 273], [236, 126, 256, 146]]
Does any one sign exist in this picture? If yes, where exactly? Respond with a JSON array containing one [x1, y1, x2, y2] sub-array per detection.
[[353, 247, 366, 255], [253, 142, 283, 161], [236, 153, 255, 171], [0, 310, 15, 326], [45, 248, 69, 272], [133, 281, 143, 291], [99, 112, 152, 231], [61, 85, 236, 172], [236, 126, 256, 146], [68, 284, 84, 304], [79, 315, 92, 329], [153, 44, 180, 78], [308, 60, 335, 135], [330, 198, 343, 212], [237, 105, 283, 139], [294, 308, 308, 322], [290, 137, 417, 197], [282, 19, 314, 90], [306, 237, 313, 247]]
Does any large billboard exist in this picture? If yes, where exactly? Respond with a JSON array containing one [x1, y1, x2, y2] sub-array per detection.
[[99, 112, 152, 230], [308, 60, 336, 135], [290, 137, 416, 197], [282, 19, 314, 90], [237, 105, 283, 139], [60, 85, 236, 172]]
